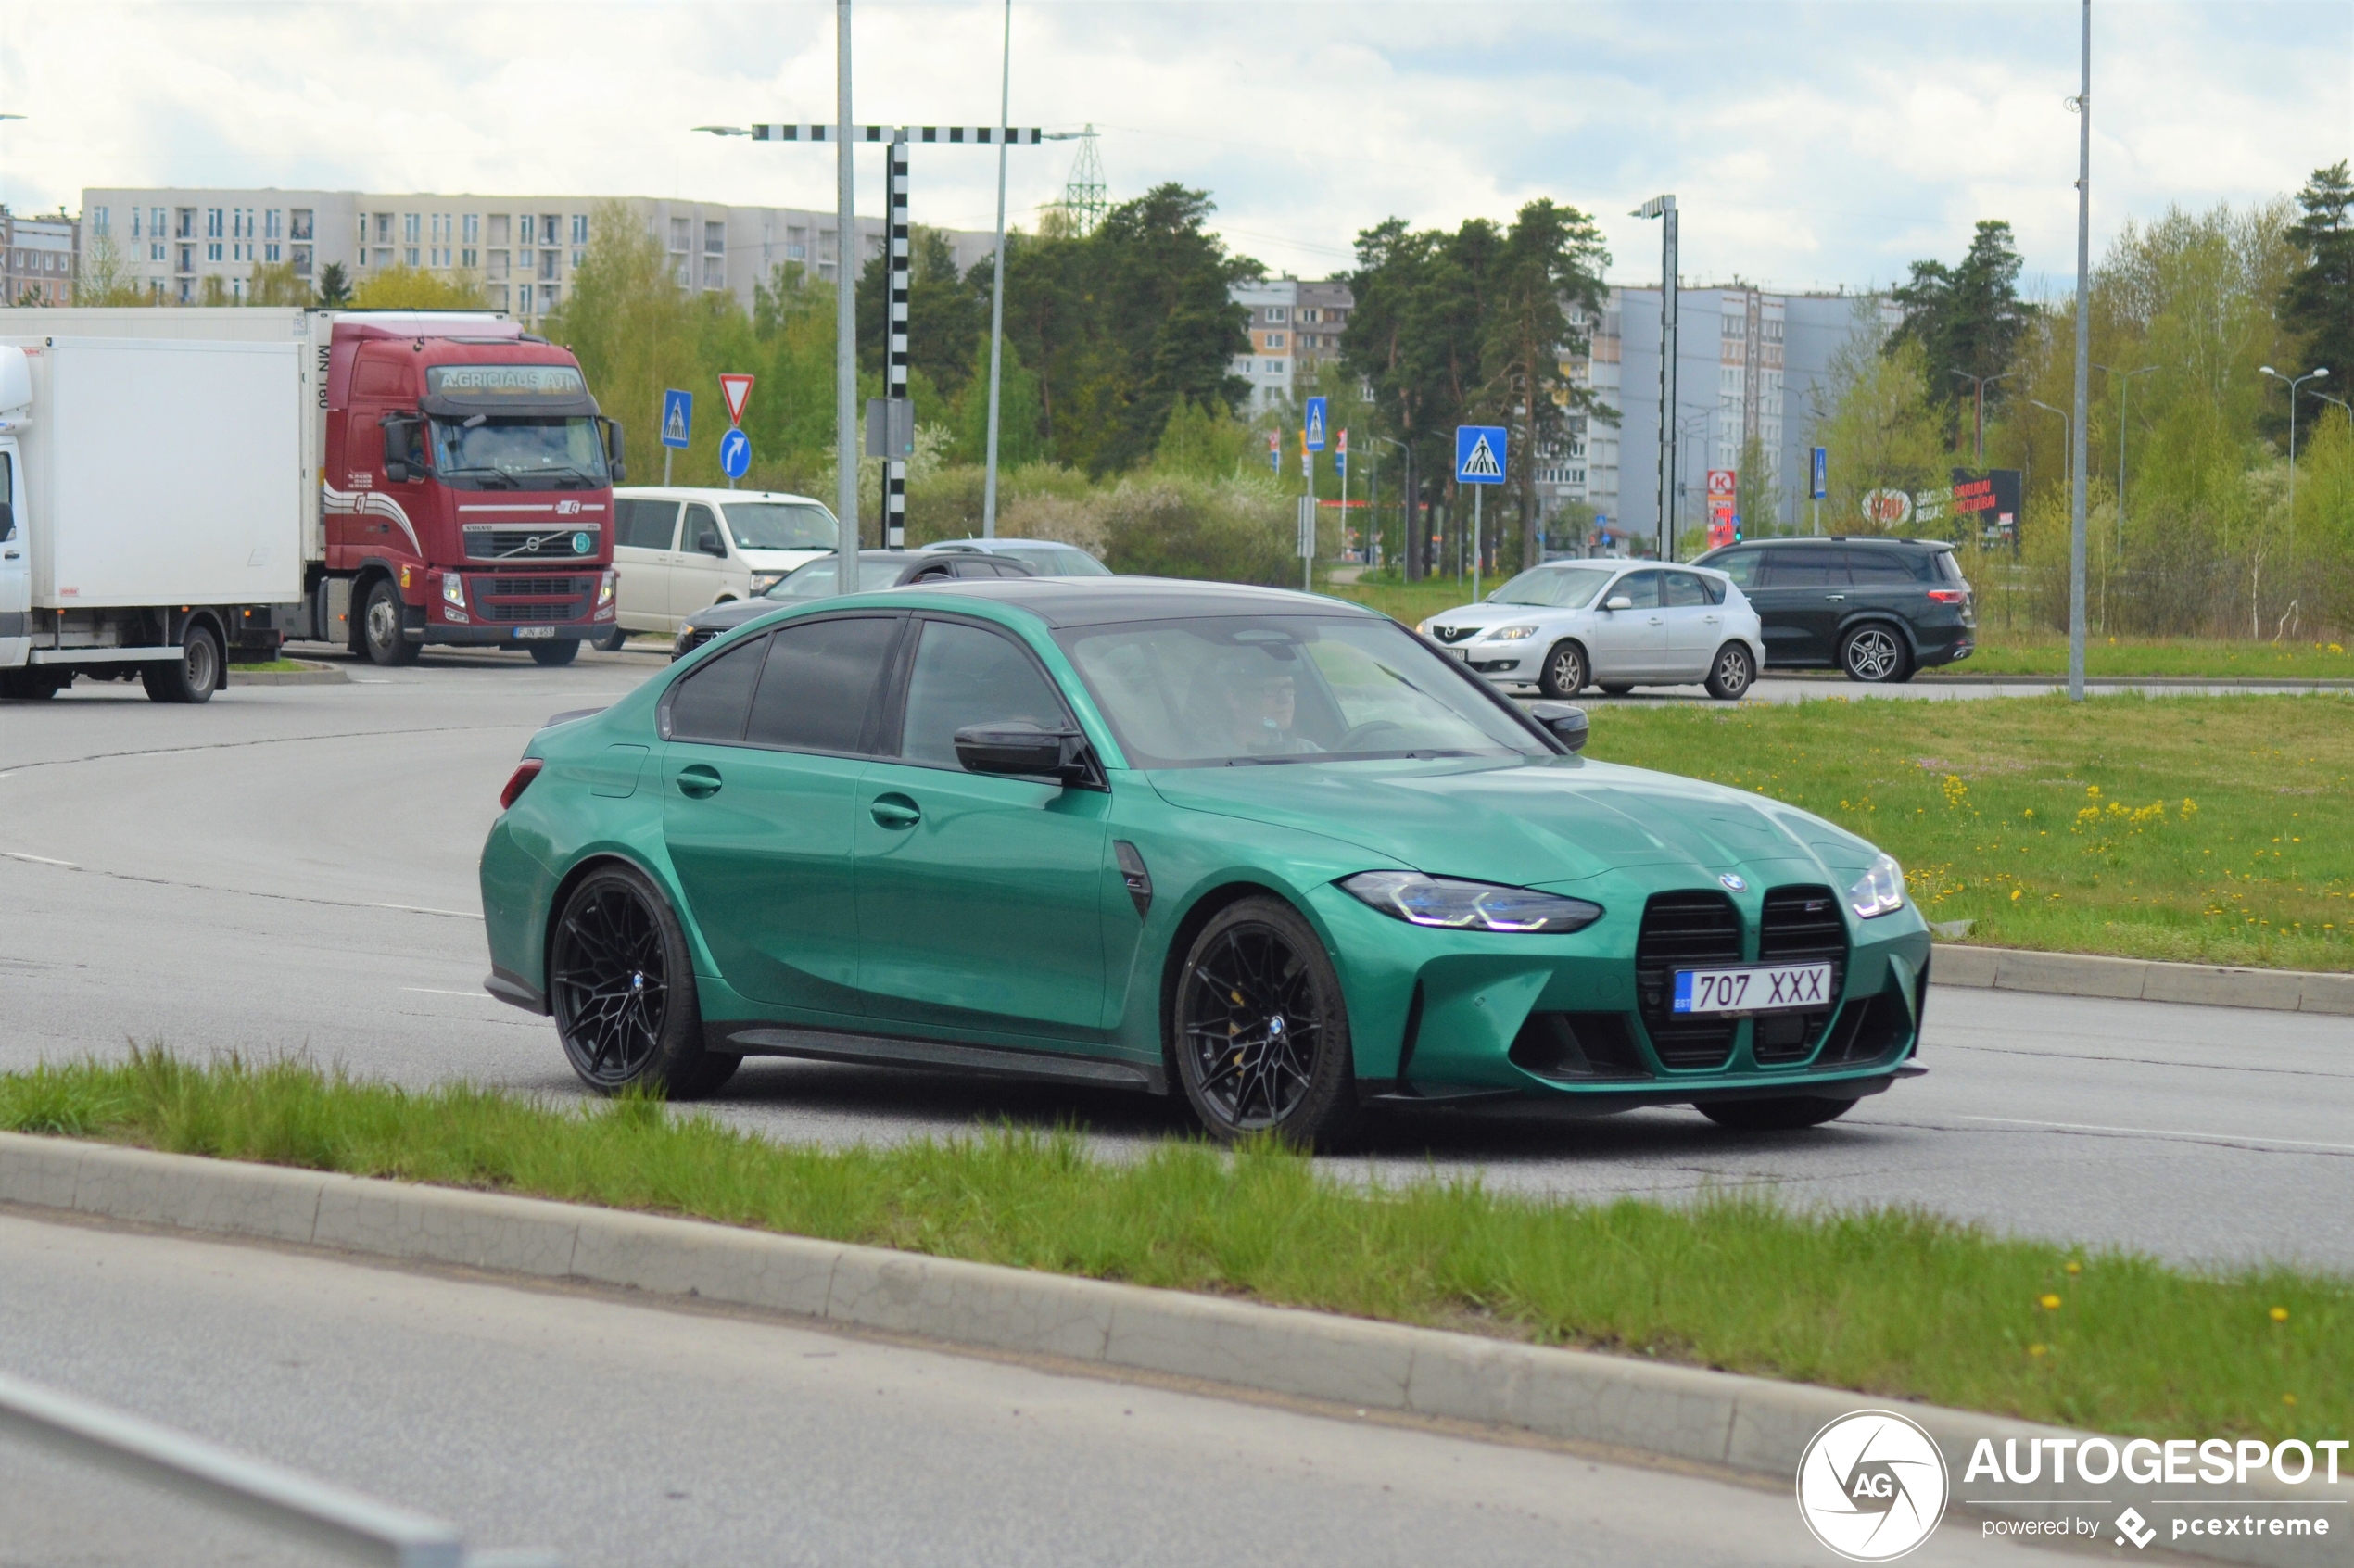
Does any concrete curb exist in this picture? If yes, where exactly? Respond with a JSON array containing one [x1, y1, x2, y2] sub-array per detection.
[[1933, 943, 2354, 1017], [2, 1133, 2342, 1566], [227, 659, 347, 687]]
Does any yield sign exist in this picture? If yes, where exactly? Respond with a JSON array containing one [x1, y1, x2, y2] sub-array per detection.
[[718, 374, 755, 426]]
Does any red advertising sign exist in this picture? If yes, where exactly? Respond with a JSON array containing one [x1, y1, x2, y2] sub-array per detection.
[[1706, 468, 1737, 499]]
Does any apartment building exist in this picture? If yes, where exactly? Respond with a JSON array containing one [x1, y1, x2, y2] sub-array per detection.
[[1230, 276, 1356, 415], [81, 187, 996, 318], [2, 208, 81, 306]]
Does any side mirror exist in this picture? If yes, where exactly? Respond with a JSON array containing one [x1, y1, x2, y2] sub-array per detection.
[[700, 534, 729, 559], [1604, 595, 1633, 613], [1526, 701, 1588, 752], [381, 417, 417, 482], [602, 418, 626, 484], [954, 722, 1101, 787], [384, 459, 411, 484]]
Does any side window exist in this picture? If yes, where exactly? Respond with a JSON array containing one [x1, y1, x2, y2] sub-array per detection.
[[1663, 571, 1711, 608], [1844, 549, 1917, 585], [744, 615, 899, 752], [1760, 551, 1845, 588], [898, 619, 1069, 769], [1932, 550, 1965, 585], [0, 452, 13, 540], [666, 634, 767, 743], [1709, 549, 1762, 588], [616, 499, 680, 550], [1611, 571, 1663, 609], [682, 504, 724, 557]]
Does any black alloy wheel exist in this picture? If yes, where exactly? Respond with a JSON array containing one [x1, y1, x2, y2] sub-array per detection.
[[1840, 624, 1910, 684], [1704, 642, 1756, 702], [361, 577, 422, 667], [1173, 897, 1355, 1146], [142, 624, 222, 704], [1538, 639, 1588, 699], [528, 639, 580, 666], [1697, 1094, 1858, 1132], [551, 863, 739, 1097]]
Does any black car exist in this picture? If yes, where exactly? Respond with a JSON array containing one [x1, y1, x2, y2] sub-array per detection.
[[672, 550, 1033, 659], [1690, 537, 1974, 683]]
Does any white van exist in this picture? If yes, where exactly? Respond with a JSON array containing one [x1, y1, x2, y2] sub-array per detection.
[[609, 487, 839, 636]]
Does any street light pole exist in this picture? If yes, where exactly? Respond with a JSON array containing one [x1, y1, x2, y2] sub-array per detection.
[[2093, 361, 2156, 556], [1635, 196, 1677, 563], [1949, 369, 2013, 465], [981, 0, 1012, 538], [2067, 0, 2092, 702], [833, 0, 858, 588], [2029, 398, 2073, 502], [2259, 365, 2329, 523]]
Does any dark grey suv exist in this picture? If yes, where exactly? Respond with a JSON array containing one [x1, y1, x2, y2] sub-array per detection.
[[1690, 537, 1974, 683]]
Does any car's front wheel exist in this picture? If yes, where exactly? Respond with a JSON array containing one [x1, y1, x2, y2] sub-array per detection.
[[551, 862, 740, 1098], [1697, 1095, 1857, 1131], [1173, 896, 1355, 1147], [1704, 642, 1756, 701], [1538, 639, 1588, 699], [1840, 624, 1911, 684]]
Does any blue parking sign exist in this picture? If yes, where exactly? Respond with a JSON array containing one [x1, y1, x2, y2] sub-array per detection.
[[662, 389, 693, 450]]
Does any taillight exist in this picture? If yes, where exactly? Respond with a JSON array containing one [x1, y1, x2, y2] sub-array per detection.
[[500, 758, 544, 810], [1926, 589, 1967, 603]]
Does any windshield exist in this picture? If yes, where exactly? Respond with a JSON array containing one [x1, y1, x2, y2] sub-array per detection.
[[430, 417, 608, 489], [1487, 565, 1614, 608], [724, 502, 838, 551], [766, 557, 919, 599], [1055, 614, 1550, 768]]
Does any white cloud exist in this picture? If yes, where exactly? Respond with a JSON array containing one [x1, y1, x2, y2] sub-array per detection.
[[1, 1, 2343, 293]]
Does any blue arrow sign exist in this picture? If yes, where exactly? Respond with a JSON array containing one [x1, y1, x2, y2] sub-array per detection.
[[718, 426, 751, 479], [1810, 446, 1829, 500], [1303, 397, 1328, 452], [661, 389, 693, 450], [1455, 424, 1507, 486]]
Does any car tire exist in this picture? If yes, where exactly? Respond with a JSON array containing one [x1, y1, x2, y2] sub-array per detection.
[[1703, 642, 1756, 701], [1697, 1095, 1858, 1132], [1840, 624, 1911, 684], [528, 639, 581, 667], [1537, 640, 1589, 699], [550, 861, 738, 1099], [1598, 682, 1633, 696], [1172, 895, 1355, 1148], [141, 623, 223, 704], [360, 576, 421, 667], [593, 627, 628, 652]]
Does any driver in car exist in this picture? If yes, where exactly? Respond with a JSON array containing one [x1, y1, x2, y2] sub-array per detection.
[[1221, 659, 1323, 756]]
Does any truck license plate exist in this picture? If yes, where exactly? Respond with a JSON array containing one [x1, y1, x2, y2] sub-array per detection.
[[511, 626, 556, 640], [1673, 962, 1833, 1015]]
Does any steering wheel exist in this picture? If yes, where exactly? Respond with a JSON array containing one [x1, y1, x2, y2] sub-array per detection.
[[1339, 719, 1407, 751]]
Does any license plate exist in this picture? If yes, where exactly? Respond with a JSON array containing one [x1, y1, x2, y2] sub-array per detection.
[[1673, 962, 1833, 1015], [511, 626, 556, 639], [1444, 646, 1469, 660]]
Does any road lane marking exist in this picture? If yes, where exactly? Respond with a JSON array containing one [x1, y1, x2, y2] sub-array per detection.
[[2, 851, 78, 867], [369, 903, 484, 920], [401, 987, 500, 1000], [1959, 1114, 2354, 1154]]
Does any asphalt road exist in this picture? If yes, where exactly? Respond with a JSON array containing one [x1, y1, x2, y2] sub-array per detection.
[[1, 651, 2348, 1274], [0, 1209, 2077, 1568]]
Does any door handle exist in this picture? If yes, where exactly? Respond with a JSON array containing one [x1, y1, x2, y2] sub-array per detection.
[[1825, 594, 1847, 602], [676, 763, 722, 799], [869, 792, 921, 829], [1647, 615, 1664, 625]]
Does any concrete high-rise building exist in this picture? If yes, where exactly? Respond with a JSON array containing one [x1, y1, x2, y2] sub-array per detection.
[[1231, 276, 1356, 416], [79, 186, 996, 319], [2, 207, 81, 306]]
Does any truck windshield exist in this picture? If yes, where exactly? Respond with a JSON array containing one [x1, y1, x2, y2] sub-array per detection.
[[431, 417, 609, 488]]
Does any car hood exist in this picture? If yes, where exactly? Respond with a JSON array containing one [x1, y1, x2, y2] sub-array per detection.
[[1147, 755, 1877, 886], [738, 548, 830, 573], [686, 596, 791, 632], [1425, 601, 1586, 636]]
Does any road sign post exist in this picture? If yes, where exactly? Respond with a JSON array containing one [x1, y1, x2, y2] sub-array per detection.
[[1297, 495, 1315, 591], [661, 389, 693, 487], [1810, 445, 1829, 536], [1454, 424, 1507, 602]]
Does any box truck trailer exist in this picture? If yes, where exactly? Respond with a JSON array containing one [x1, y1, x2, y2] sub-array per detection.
[[0, 309, 623, 703]]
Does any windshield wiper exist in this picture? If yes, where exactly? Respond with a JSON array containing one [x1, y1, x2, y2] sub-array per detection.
[[440, 465, 519, 489], [526, 466, 597, 488]]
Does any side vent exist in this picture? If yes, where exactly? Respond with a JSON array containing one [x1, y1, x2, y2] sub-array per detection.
[[1508, 1012, 1651, 1081]]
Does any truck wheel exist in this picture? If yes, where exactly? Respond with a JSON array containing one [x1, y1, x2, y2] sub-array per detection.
[[593, 628, 628, 652], [528, 639, 581, 667], [143, 624, 224, 704], [360, 577, 421, 667]]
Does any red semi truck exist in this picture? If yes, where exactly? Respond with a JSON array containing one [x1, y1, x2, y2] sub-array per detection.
[[0, 309, 622, 701]]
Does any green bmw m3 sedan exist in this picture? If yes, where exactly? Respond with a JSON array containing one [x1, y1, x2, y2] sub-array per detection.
[[479, 578, 1931, 1144]]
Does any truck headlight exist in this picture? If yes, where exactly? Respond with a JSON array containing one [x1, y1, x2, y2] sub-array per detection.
[[597, 570, 616, 607], [441, 573, 466, 608], [1847, 854, 1906, 919], [1340, 871, 1602, 934]]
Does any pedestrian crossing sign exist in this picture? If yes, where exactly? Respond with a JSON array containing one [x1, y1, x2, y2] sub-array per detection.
[[660, 389, 692, 450], [1455, 424, 1507, 485], [1304, 397, 1327, 451]]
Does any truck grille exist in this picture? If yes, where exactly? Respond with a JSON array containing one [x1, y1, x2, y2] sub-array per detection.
[[463, 524, 601, 561], [1635, 891, 1743, 1069], [474, 574, 594, 625], [1754, 885, 1847, 1064]]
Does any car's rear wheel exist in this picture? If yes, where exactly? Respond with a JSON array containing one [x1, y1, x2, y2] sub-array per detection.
[[528, 639, 580, 666], [551, 862, 739, 1098], [1703, 642, 1755, 701], [1840, 624, 1910, 684], [1538, 639, 1588, 699], [1697, 1095, 1857, 1132], [1173, 896, 1354, 1147]]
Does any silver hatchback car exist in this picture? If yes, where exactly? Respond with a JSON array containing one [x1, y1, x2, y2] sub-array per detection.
[[1420, 562, 1766, 700]]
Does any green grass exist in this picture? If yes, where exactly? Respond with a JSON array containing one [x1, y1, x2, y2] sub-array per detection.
[[4, 1049, 2344, 1442], [225, 659, 318, 674], [1586, 694, 2354, 970]]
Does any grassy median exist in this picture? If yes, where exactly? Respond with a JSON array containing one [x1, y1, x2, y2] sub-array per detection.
[[4, 1050, 2346, 1443], [1587, 694, 2354, 971]]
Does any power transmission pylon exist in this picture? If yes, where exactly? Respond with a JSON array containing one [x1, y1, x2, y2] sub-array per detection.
[[1051, 125, 1107, 235]]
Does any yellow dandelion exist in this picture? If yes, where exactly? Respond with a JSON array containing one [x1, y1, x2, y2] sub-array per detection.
[[2040, 1294, 2062, 1310], [2028, 1344, 2047, 1359], [2271, 1306, 2290, 1322], [2284, 1394, 2299, 1406], [2064, 1261, 2082, 1275]]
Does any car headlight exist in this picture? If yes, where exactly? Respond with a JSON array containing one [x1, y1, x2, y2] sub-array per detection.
[[1340, 871, 1602, 934], [1847, 853, 1906, 919], [750, 571, 785, 594], [1485, 624, 1538, 641], [1416, 619, 1433, 636]]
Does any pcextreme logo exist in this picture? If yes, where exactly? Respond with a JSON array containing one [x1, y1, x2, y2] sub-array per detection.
[[1797, 1410, 1951, 1561]]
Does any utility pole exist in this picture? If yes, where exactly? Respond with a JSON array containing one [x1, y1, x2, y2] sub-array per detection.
[[834, 2, 856, 587], [1950, 369, 2012, 465], [1635, 196, 1678, 564], [2095, 361, 2156, 556], [2067, 0, 2092, 702], [981, 0, 1012, 537]]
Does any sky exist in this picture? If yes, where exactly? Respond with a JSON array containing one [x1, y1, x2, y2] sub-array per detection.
[[2, 1, 2347, 297]]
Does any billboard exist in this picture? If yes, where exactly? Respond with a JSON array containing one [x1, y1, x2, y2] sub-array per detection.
[[1948, 468, 2023, 543]]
